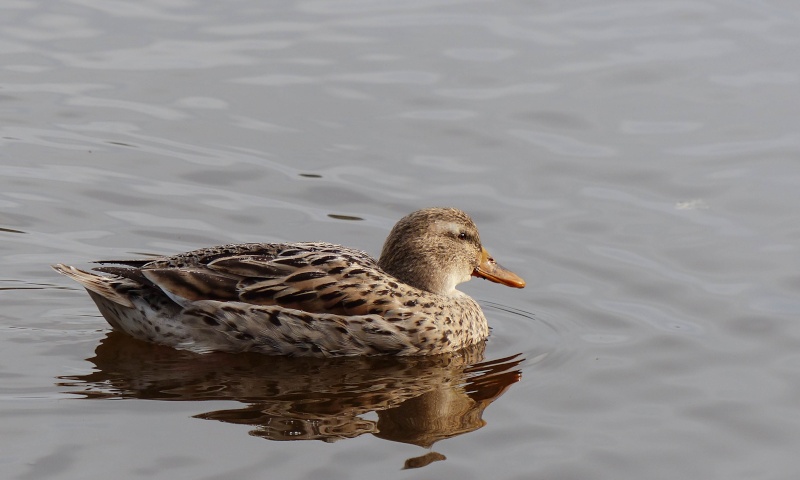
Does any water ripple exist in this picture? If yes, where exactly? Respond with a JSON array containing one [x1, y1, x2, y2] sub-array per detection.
[[670, 134, 800, 156], [509, 129, 616, 157], [437, 83, 558, 100]]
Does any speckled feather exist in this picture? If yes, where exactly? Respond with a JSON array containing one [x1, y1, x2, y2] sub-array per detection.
[[53, 208, 524, 357]]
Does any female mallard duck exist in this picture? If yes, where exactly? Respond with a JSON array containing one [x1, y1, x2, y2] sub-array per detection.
[[53, 207, 525, 357]]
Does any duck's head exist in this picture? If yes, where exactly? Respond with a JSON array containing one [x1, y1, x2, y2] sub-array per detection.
[[378, 207, 525, 295]]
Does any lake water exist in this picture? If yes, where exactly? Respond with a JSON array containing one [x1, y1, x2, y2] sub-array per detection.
[[3, 0, 800, 478]]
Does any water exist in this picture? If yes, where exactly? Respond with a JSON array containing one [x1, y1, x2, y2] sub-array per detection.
[[3, 0, 800, 478]]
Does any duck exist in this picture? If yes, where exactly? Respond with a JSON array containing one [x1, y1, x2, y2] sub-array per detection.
[[52, 207, 525, 357]]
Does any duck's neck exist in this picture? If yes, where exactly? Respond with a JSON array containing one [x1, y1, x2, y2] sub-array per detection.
[[378, 252, 453, 295]]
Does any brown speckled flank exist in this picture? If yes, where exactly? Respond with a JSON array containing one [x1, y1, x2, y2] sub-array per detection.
[[53, 208, 525, 357]]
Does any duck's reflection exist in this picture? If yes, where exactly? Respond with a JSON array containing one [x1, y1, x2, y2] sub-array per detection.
[[60, 332, 522, 467]]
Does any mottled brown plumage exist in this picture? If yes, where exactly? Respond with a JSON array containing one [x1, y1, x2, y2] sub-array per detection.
[[52, 207, 524, 356]]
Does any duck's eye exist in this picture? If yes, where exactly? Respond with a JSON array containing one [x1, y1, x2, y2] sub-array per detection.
[[458, 232, 468, 240]]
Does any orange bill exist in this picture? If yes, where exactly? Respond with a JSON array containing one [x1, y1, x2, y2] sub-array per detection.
[[472, 247, 525, 288]]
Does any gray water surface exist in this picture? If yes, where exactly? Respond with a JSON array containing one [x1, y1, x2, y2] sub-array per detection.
[[3, 1, 800, 479]]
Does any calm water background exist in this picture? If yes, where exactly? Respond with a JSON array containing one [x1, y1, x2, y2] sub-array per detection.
[[3, 0, 800, 478]]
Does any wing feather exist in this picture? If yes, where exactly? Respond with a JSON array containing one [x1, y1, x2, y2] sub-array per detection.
[[122, 243, 407, 316]]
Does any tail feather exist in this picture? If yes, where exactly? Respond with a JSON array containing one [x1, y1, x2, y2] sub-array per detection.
[[52, 264, 137, 308]]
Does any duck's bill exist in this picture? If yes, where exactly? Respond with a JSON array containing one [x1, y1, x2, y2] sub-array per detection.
[[472, 247, 526, 288]]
